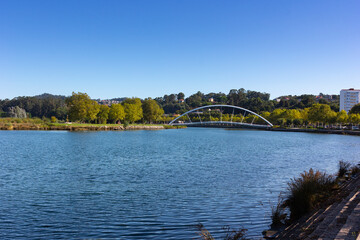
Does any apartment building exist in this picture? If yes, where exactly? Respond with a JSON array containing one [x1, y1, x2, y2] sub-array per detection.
[[340, 88, 360, 113]]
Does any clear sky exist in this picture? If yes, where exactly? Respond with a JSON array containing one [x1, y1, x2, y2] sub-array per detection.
[[1, 0, 359, 100]]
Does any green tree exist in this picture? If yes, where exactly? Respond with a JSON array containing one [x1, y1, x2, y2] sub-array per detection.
[[177, 92, 185, 100], [65, 92, 99, 122], [283, 109, 302, 121], [336, 110, 348, 124], [86, 100, 100, 122], [97, 105, 110, 124], [349, 103, 360, 114], [65, 92, 89, 122], [348, 114, 360, 125], [109, 104, 125, 123], [261, 111, 271, 119], [142, 98, 164, 123], [123, 98, 143, 123], [269, 109, 286, 123], [51, 116, 57, 123], [308, 104, 334, 125], [300, 108, 310, 122]]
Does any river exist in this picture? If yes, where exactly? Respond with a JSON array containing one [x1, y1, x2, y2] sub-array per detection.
[[0, 128, 359, 239]]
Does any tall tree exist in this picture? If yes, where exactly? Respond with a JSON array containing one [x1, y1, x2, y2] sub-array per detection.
[[109, 104, 125, 123], [336, 110, 348, 124], [308, 104, 334, 124], [66, 92, 89, 122], [123, 98, 143, 123], [97, 105, 110, 124], [8, 106, 27, 118], [86, 100, 100, 122], [177, 92, 185, 100], [65, 92, 99, 122], [142, 98, 164, 123], [349, 103, 360, 114]]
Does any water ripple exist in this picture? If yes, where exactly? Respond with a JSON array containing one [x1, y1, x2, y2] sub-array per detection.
[[0, 129, 359, 239]]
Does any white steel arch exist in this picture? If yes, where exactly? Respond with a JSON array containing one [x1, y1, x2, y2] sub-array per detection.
[[169, 104, 273, 127]]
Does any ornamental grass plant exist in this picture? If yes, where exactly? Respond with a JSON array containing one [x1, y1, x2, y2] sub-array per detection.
[[284, 168, 335, 220]]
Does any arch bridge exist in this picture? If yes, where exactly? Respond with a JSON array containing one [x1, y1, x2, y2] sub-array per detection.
[[169, 105, 273, 128]]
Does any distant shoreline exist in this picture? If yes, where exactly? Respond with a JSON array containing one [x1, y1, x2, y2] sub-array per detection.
[[0, 123, 186, 131], [1, 123, 359, 136], [269, 127, 360, 136], [186, 125, 360, 136]]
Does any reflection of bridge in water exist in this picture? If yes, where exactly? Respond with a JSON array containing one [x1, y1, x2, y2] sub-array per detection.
[[169, 105, 273, 129]]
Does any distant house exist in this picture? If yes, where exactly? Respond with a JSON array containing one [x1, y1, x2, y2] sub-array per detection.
[[178, 99, 184, 103], [209, 97, 214, 102], [97, 99, 120, 106]]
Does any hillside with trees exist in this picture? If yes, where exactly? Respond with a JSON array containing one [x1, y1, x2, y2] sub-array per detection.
[[1, 89, 359, 127]]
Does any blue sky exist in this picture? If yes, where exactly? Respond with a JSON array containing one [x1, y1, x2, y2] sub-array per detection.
[[1, 0, 359, 100]]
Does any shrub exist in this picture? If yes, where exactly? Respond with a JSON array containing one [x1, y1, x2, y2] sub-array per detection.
[[32, 118, 44, 124], [51, 116, 57, 123], [123, 120, 129, 128], [284, 168, 335, 220], [338, 161, 351, 178]]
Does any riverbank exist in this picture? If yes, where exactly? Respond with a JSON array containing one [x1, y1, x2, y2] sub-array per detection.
[[0, 122, 186, 131], [270, 127, 360, 136], [189, 124, 360, 136]]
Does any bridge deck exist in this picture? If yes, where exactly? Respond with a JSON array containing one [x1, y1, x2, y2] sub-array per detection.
[[171, 121, 271, 129]]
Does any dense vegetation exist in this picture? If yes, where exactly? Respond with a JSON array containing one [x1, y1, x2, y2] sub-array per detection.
[[0, 89, 359, 126], [0, 93, 67, 119], [65, 92, 163, 124], [154, 89, 339, 114]]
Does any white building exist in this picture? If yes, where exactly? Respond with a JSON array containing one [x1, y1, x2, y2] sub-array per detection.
[[340, 88, 360, 113]]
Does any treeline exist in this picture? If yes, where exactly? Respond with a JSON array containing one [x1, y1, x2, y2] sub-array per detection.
[[154, 88, 339, 114], [0, 92, 164, 124], [66, 92, 163, 124], [1, 89, 359, 127], [262, 104, 360, 126], [0, 93, 67, 119], [0, 89, 339, 119]]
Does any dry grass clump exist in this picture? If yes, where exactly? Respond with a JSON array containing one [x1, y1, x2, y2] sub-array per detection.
[[283, 168, 335, 220], [270, 161, 360, 228]]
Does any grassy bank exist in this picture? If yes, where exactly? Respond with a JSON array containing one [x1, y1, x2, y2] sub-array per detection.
[[0, 118, 186, 131]]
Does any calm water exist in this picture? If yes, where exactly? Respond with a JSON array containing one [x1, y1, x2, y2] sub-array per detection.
[[1, 128, 360, 239]]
